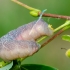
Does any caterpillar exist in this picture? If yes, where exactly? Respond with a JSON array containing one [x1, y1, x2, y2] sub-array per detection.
[[0, 10, 53, 61]]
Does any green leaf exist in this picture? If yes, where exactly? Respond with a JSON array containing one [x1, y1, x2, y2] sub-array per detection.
[[0, 61, 13, 70], [30, 11, 39, 17], [21, 64, 58, 70], [65, 49, 70, 58], [62, 35, 70, 42]]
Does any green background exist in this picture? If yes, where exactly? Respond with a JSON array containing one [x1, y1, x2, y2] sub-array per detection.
[[0, 0, 70, 70]]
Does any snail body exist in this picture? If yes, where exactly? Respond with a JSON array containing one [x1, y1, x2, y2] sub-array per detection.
[[1, 19, 53, 42], [0, 10, 53, 61], [0, 40, 40, 61]]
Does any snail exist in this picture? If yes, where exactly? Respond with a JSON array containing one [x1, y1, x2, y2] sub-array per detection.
[[0, 40, 40, 61], [0, 10, 53, 61]]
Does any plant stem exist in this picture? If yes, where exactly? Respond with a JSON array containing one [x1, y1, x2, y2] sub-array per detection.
[[38, 20, 70, 43], [41, 29, 64, 48], [41, 21, 70, 48], [12, 0, 40, 12], [38, 12, 70, 20], [54, 21, 70, 32], [12, 0, 70, 20]]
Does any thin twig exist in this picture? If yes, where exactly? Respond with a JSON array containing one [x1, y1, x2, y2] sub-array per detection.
[[41, 24, 70, 47], [12, 0, 40, 11], [38, 12, 70, 20], [12, 0, 32, 10], [12, 0, 70, 20], [41, 29, 64, 48]]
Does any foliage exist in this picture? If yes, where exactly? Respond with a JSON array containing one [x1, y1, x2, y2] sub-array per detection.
[[20, 64, 57, 70], [62, 35, 70, 42], [0, 61, 13, 70]]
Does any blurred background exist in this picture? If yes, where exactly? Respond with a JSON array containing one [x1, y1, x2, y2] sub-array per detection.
[[0, 0, 70, 70]]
